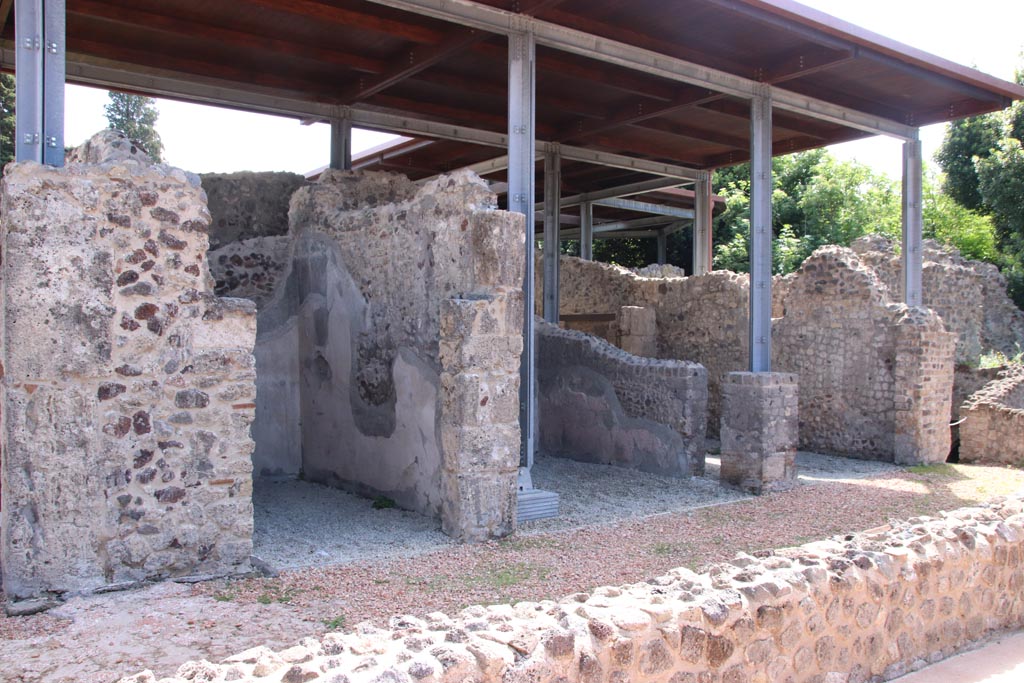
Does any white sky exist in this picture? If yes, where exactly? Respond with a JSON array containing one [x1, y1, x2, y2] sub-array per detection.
[[63, 0, 1024, 178]]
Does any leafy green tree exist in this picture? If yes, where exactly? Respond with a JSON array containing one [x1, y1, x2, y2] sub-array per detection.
[[922, 174, 999, 262], [1, 74, 15, 168], [104, 91, 163, 161], [936, 112, 1002, 211], [710, 150, 900, 274]]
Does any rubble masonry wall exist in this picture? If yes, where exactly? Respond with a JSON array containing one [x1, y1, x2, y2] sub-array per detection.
[[552, 257, 748, 439], [0, 156, 257, 599], [536, 321, 708, 477], [122, 493, 1024, 683], [850, 235, 1024, 365], [959, 367, 1024, 467], [773, 248, 954, 463], [239, 170, 524, 536], [554, 249, 954, 463]]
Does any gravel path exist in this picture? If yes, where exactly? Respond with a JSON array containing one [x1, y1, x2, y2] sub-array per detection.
[[2, 457, 1022, 683]]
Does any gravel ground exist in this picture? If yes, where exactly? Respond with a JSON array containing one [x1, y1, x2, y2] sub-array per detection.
[[2, 457, 1022, 683]]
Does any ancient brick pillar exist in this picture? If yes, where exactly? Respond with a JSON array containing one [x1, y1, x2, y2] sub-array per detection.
[[893, 308, 955, 465], [720, 372, 799, 494], [439, 293, 522, 541]]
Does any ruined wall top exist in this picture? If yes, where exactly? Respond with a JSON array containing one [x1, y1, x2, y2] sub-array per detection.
[[201, 171, 306, 250]]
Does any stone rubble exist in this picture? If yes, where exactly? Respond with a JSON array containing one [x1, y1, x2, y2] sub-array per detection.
[[119, 492, 1024, 683], [959, 365, 1024, 467]]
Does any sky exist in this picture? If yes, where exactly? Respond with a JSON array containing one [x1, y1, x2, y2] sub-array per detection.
[[62, 0, 1024, 178]]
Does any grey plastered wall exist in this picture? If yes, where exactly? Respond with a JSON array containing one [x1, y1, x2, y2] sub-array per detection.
[[537, 321, 707, 477], [248, 169, 523, 523]]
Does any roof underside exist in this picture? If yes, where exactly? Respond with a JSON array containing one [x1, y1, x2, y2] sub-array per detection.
[[2, 0, 1022, 206]]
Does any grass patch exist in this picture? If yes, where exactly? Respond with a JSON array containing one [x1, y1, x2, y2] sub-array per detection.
[[323, 615, 346, 630], [372, 496, 397, 510], [650, 541, 688, 556], [256, 586, 297, 605], [977, 348, 1023, 369], [906, 463, 956, 477], [465, 562, 550, 590], [498, 536, 561, 551], [212, 589, 235, 602]]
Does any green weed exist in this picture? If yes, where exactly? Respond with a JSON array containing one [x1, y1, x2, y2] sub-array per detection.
[[372, 496, 397, 510], [323, 615, 347, 630]]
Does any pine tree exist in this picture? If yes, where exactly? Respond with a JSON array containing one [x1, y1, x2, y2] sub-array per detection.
[[104, 91, 163, 162], [1, 74, 16, 167]]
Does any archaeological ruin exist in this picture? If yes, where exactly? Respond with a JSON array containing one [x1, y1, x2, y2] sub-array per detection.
[[3, 11, 1024, 683]]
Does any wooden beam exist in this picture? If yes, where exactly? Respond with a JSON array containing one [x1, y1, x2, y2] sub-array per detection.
[[69, 0, 384, 73], [241, 0, 445, 44], [558, 86, 720, 142], [542, 7, 757, 80], [0, 0, 12, 36], [70, 36, 335, 98], [697, 97, 838, 139], [635, 118, 749, 151], [558, 44, 857, 147], [475, 41, 678, 102], [759, 44, 857, 84], [339, 28, 482, 103]]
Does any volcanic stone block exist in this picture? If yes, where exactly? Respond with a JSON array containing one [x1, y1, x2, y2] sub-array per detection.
[[720, 372, 798, 494]]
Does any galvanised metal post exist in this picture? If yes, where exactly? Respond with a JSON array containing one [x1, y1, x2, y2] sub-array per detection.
[[508, 29, 536, 471], [14, 0, 64, 166], [902, 134, 923, 307], [330, 109, 353, 170], [749, 92, 773, 373], [693, 171, 713, 275], [580, 201, 593, 260], [542, 145, 560, 324]]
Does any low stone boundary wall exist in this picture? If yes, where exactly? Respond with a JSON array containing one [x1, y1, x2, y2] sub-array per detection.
[[122, 493, 1024, 683], [960, 367, 1024, 467], [537, 321, 708, 477]]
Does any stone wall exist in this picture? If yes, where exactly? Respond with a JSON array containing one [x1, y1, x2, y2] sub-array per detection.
[[208, 236, 291, 306], [249, 169, 524, 535], [554, 247, 957, 462], [720, 372, 798, 493], [121, 493, 1024, 683], [1, 143, 257, 598], [200, 172, 305, 250], [850, 235, 1024, 365], [537, 321, 707, 477], [551, 257, 747, 438], [959, 366, 1024, 467], [440, 295, 522, 541], [773, 248, 955, 463]]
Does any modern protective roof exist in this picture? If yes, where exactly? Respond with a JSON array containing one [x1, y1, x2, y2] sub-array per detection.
[[2, 0, 1022, 201]]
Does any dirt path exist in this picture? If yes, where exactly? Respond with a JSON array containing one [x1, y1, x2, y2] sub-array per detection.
[[2, 462, 1022, 683]]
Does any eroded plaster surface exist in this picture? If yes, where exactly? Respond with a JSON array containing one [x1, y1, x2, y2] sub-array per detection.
[[1, 132, 257, 598]]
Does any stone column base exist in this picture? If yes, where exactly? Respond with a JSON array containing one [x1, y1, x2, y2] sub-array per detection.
[[720, 372, 799, 494]]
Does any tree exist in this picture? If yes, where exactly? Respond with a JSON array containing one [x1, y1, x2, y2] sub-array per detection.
[[1, 74, 15, 168], [710, 150, 900, 274], [104, 91, 163, 161], [935, 112, 1002, 211]]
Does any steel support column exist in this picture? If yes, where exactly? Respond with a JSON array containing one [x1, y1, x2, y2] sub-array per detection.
[[580, 201, 593, 260], [542, 145, 560, 324], [509, 30, 536, 471], [693, 171, 713, 275], [749, 93, 773, 372], [656, 230, 667, 265], [330, 113, 352, 170], [15, 0, 64, 165], [901, 135, 923, 307]]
